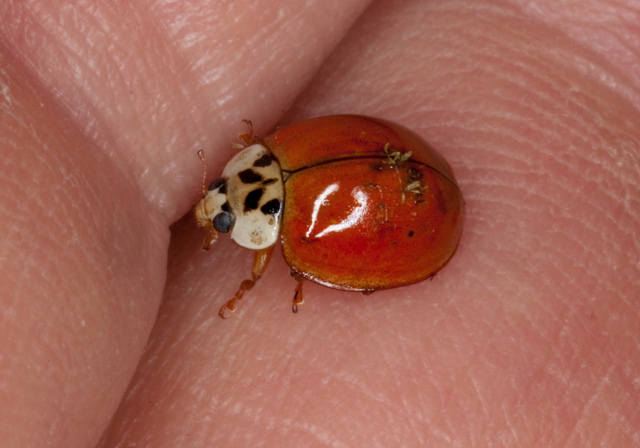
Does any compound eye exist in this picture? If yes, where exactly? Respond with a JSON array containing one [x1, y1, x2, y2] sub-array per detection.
[[212, 212, 234, 233]]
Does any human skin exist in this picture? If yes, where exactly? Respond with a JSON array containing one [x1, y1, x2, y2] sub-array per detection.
[[1, 0, 639, 447]]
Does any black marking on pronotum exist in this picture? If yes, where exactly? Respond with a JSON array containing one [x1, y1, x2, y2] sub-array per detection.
[[238, 169, 263, 184], [221, 201, 231, 212], [208, 178, 226, 192], [253, 153, 275, 167], [260, 199, 281, 215], [261, 178, 279, 186], [244, 188, 264, 212]]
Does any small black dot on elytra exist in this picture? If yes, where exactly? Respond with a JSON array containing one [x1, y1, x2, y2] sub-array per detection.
[[244, 188, 264, 211], [253, 153, 275, 167], [408, 230, 415, 237], [260, 199, 281, 215], [407, 167, 422, 183]]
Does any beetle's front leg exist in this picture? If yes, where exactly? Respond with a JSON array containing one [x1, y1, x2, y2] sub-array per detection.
[[218, 246, 275, 318]]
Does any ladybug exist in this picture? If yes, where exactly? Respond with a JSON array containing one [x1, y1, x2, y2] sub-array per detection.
[[194, 115, 464, 318]]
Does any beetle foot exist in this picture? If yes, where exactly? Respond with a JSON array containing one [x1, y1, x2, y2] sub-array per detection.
[[218, 300, 237, 319], [236, 120, 255, 147], [218, 279, 254, 318], [291, 275, 305, 313]]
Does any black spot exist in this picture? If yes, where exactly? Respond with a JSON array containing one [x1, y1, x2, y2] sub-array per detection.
[[407, 166, 422, 183], [260, 199, 281, 215], [208, 178, 226, 192], [238, 169, 263, 184], [212, 212, 234, 233], [408, 230, 415, 237], [261, 178, 278, 186], [253, 153, 274, 167], [221, 201, 231, 212], [244, 188, 264, 211]]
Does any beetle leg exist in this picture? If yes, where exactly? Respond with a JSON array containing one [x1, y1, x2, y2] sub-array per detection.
[[291, 273, 305, 313], [236, 120, 255, 147], [218, 246, 275, 318], [200, 222, 219, 251]]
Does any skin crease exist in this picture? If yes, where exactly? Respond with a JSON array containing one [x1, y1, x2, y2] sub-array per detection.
[[0, 0, 639, 447]]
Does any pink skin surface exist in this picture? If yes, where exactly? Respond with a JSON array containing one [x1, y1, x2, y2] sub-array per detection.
[[1, 1, 639, 447]]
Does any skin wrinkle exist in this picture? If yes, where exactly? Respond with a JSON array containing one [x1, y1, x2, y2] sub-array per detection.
[[5, 1, 212, 219], [462, 28, 636, 304], [2, 0, 639, 445], [0, 53, 166, 448], [18, 4, 131, 146], [519, 0, 640, 106], [244, 328, 400, 444], [563, 364, 615, 445], [432, 317, 480, 442], [554, 329, 614, 443]]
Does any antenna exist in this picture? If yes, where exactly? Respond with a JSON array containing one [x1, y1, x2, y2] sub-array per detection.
[[197, 150, 207, 198]]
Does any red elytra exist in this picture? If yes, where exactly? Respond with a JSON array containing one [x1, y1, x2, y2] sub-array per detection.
[[194, 115, 464, 317]]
